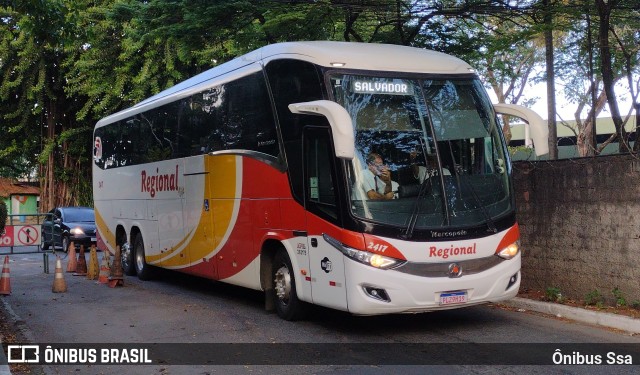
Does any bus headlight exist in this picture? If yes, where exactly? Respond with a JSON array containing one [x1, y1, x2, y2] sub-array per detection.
[[496, 241, 520, 260], [322, 234, 405, 269]]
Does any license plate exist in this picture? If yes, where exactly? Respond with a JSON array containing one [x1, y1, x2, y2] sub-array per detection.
[[91, 237, 97, 242], [439, 291, 468, 305]]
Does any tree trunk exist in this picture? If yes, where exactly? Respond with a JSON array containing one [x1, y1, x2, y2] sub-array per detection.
[[544, 0, 558, 159], [596, 0, 628, 153], [44, 101, 56, 212]]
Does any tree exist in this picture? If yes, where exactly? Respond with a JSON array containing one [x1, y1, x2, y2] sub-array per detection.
[[553, 1, 639, 156], [0, 1, 92, 210], [542, 0, 558, 159], [595, 0, 627, 153], [456, 9, 544, 143], [4, 0, 636, 210]]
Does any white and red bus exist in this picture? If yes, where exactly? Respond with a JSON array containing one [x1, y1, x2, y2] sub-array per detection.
[[93, 41, 548, 320]]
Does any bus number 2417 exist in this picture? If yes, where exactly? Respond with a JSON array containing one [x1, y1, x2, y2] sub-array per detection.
[[367, 242, 388, 253]]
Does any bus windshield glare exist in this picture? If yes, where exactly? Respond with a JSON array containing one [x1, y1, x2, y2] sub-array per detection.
[[330, 74, 511, 230]]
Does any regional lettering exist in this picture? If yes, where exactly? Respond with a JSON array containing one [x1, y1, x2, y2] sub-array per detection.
[[141, 165, 179, 198], [101, 348, 152, 363], [429, 243, 476, 259]]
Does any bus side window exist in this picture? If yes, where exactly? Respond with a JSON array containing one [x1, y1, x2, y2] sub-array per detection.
[[265, 59, 325, 203], [304, 126, 338, 222], [201, 72, 278, 158]]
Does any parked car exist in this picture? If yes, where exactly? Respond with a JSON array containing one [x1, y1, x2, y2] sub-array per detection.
[[41, 207, 97, 251]]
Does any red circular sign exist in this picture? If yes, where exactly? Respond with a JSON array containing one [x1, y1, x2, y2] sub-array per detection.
[[17, 225, 39, 245]]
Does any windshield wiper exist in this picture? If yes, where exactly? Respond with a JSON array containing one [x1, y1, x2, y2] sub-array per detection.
[[400, 176, 433, 240], [400, 137, 432, 240]]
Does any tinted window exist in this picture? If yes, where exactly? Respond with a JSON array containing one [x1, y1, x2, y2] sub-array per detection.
[[63, 208, 95, 222], [94, 71, 278, 169], [265, 59, 325, 201], [305, 127, 338, 221], [201, 73, 279, 156]]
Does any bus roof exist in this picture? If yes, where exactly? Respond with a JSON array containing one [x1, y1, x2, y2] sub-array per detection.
[[96, 41, 474, 127]]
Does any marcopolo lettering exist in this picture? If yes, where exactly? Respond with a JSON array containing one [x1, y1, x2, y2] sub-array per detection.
[[141, 165, 179, 198], [429, 243, 476, 259]]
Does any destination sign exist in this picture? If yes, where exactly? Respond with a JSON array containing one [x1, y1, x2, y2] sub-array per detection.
[[352, 80, 414, 95]]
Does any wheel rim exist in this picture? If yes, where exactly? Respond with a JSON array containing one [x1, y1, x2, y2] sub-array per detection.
[[121, 242, 132, 270], [62, 238, 68, 252], [274, 264, 292, 306]]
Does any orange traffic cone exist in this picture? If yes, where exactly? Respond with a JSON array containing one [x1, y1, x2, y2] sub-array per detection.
[[0, 255, 11, 295], [66, 241, 77, 273], [52, 256, 67, 293], [86, 245, 99, 280], [97, 252, 110, 284], [74, 245, 87, 276], [108, 245, 124, 288]]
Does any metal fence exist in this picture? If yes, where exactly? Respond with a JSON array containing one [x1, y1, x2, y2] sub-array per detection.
[[1, 213, 48, 255]]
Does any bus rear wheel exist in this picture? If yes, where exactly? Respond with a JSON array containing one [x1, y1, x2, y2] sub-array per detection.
[[134, 233, 154, 280], [272, 249, 307, 321], [118, 231, 136, 276]]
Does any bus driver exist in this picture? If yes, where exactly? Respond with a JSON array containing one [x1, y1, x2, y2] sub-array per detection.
[[362, 152, 399, 200]]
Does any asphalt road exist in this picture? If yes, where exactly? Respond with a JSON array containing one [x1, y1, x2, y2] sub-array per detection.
[[1, 250, 639, 375]]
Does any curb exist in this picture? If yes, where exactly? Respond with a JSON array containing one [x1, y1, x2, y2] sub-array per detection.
[[503, 297, 640, 334]]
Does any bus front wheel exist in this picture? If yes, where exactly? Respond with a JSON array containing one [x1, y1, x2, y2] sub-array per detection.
[[272, 249, 307, 321]]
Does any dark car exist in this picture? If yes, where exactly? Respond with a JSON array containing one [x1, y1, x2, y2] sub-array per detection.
[[41, 207, 97, 251]]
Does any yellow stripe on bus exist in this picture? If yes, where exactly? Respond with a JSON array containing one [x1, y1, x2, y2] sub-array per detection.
[[160, 154, 239, 267], [94, 208, 115, 251]]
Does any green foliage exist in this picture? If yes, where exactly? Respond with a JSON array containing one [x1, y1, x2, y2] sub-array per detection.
[[585, 289, 604, 308], [2, 0, 639, 204], [545, 287, 564, 302], [612, 287, 627, 307], [0, 201, 7, 235]]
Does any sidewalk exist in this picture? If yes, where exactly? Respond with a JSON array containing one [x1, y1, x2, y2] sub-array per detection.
[[502, 297, 640, 335]]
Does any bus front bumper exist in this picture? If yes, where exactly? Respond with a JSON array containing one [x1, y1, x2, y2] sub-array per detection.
[[344, 254, 521, 315]]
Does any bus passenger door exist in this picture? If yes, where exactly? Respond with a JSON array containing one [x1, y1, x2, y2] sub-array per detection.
[[303, 126, 348, 311]]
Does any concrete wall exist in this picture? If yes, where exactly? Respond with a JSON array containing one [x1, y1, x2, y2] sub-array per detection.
[[513, 154, 640, 304]]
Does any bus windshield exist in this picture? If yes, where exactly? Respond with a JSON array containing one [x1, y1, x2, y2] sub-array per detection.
[[330, 74, 512, 230]]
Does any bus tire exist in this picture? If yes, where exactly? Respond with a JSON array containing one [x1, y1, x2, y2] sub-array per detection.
[[272, 249, 307, 321], [134, 233, 153, 280], [118, 231, 136, 276]]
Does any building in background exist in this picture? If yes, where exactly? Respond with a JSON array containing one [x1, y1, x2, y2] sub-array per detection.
[[0, 178, 40, 222], [510, 115, 637, 160]]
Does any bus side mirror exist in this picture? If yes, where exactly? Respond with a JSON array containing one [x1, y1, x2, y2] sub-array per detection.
[[493, 103, 549, 156], [288, 100, 355, 160]]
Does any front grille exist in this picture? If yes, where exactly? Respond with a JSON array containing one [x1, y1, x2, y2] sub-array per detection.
[[394, 255, 504, 278]]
